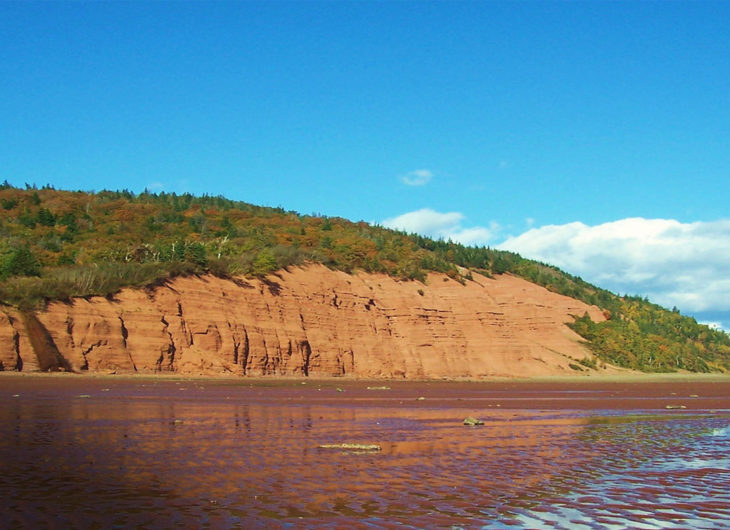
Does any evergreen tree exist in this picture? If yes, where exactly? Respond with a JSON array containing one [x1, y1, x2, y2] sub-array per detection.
[[0, 245, 40, 279]]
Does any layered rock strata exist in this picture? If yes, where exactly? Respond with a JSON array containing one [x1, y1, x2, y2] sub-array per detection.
[[0, 265, 606, 378]]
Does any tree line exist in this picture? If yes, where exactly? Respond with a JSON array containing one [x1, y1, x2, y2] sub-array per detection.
[[1, 183, 728, 372]]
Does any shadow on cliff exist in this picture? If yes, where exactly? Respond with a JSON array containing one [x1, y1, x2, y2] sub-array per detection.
[[20, 311, 74, 372], [262, 277, 282, 296]]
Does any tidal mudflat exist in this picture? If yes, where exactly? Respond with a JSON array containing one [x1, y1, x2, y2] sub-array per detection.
[[1, 375, 729, 528]]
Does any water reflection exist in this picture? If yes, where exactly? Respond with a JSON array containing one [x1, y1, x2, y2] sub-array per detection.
[[1, 378, 728, 528]]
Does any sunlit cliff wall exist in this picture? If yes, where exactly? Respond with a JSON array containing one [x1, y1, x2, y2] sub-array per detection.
[[0, 265, 605, 378]]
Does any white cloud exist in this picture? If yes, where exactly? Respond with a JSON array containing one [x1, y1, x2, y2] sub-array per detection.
[[400, 169, 433, 186], [383, 209, 462, 235], [382, 208, 497, 246], [498, 217, 730, 314], [451, 226, 495, 246]]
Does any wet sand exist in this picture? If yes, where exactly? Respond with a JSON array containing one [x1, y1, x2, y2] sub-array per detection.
[[3, 372, 730, 410], [2, 374, 729, 528]]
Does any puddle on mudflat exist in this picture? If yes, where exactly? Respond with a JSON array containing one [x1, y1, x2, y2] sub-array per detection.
[[1, 377, 729, 528]]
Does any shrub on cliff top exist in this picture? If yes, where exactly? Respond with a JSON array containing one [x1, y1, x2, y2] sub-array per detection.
[[0, 184, 728, 373]]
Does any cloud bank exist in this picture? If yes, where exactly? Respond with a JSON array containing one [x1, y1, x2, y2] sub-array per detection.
[[382, 208, 496, 246], [381, 211, 730, 327], [499, 218, 730, 316]]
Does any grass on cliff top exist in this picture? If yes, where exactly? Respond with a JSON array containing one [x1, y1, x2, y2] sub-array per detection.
[[1, 182, 729, 373]]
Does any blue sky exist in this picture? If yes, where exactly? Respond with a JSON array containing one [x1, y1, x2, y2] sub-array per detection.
[[2, 1, 729, 327]]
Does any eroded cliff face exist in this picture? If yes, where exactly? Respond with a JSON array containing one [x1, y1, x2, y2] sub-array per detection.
[[0, 265, 607, 378]]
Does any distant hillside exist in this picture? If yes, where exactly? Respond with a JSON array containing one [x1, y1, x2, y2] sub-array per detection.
[[1, 182, 729, 373]]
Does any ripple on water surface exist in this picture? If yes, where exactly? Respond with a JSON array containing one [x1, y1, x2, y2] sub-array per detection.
[[0, 380, 729, 528]]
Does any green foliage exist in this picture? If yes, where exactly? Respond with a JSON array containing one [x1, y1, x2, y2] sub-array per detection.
[[1, 198, 18, 210], [0, 244, 41, 279], [184, 242, 207, 266], [252, 249, 277, 276], [569, 305, 730, 373], [0, 184, 728, 373], [37, 207, 56, 227], [0, 262, 198, 311]]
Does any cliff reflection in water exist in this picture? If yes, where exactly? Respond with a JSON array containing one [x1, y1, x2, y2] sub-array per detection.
[[1, 377, 729, 528]]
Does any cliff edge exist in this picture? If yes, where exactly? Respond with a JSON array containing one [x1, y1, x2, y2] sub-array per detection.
[[0, 265, 607, 378]]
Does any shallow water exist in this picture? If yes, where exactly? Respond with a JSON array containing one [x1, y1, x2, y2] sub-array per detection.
[[1, 377, 729, 528]]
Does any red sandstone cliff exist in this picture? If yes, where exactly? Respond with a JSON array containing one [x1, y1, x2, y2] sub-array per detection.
[[0, 265, 608, 378]]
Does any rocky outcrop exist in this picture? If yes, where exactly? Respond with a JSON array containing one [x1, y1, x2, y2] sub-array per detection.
[[0, 309, 36, 372], [0, 265, 607, 378]]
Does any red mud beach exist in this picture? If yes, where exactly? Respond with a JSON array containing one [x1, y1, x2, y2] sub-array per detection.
[[3, 373, 730, 410], [2, 374, 729, 528]]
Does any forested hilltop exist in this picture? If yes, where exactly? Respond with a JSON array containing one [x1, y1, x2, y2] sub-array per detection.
[[1, 183, 729, 373]]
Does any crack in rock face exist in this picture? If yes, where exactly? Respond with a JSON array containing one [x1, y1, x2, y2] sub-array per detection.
[[0, 265, 607, 378]]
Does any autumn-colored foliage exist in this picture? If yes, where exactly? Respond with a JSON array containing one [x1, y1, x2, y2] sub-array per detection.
[[1, 182, 728, 372]]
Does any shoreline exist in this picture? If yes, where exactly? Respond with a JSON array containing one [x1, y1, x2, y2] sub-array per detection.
[[3, 370, 730, 412], [2, 369, 730, 386]]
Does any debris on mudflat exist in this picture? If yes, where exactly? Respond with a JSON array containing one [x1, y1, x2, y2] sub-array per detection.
[[463, 417, 484, 426], [318, 443, 382, 452]]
